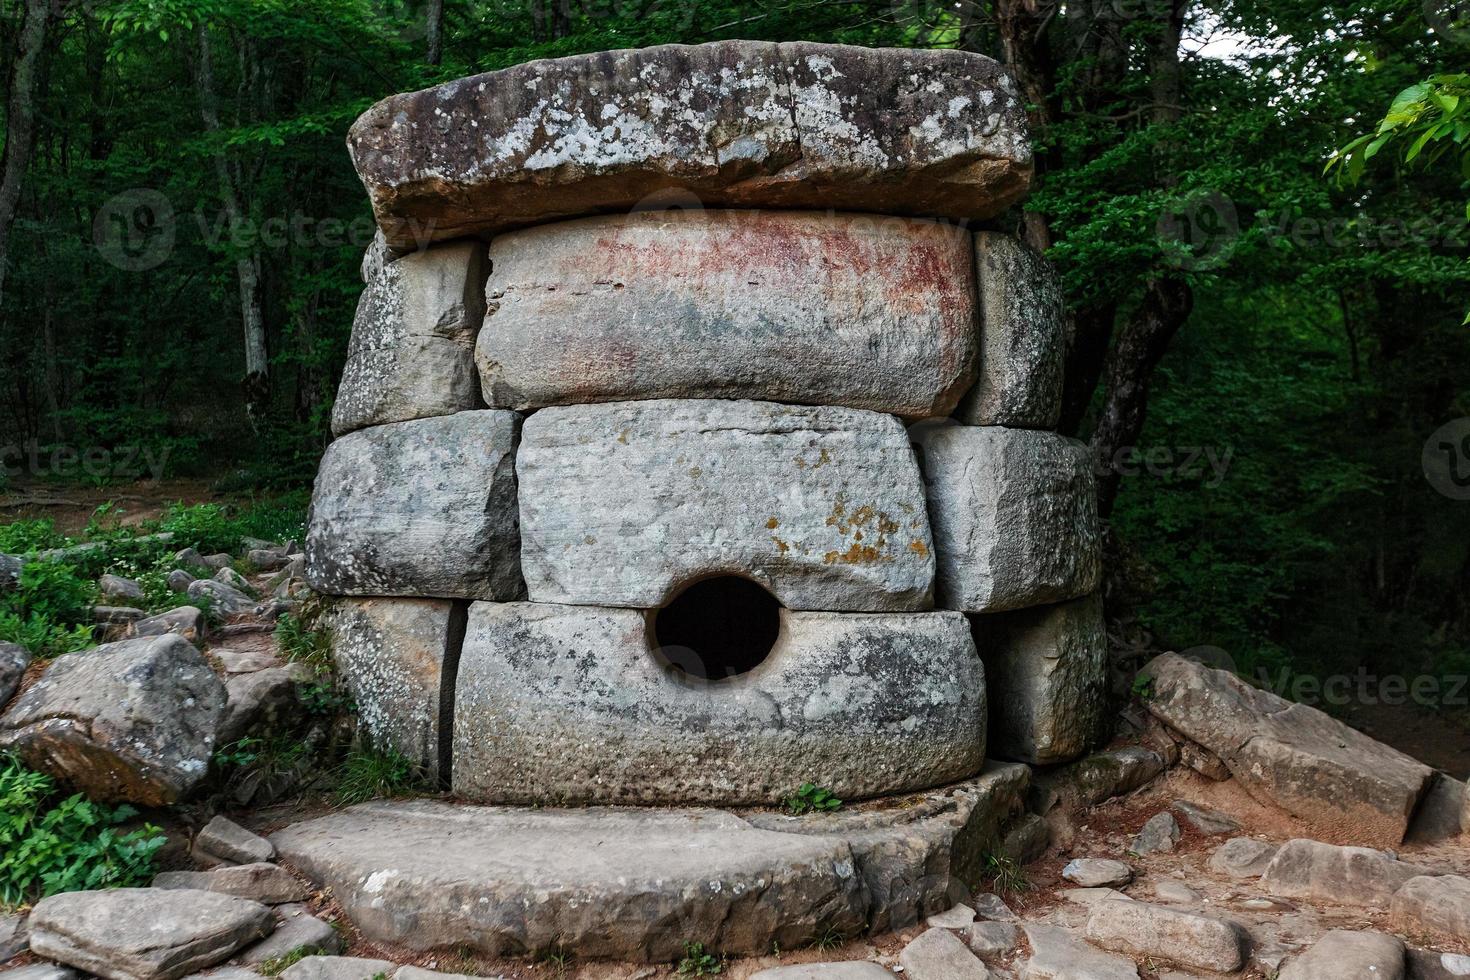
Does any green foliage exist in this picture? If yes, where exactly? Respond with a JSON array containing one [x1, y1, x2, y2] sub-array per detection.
[[783, 783, 842, 816], [156, 495, 307, 556], [276, 610, 332, 674], [677, 942, 723, 976], [982, 854, 1029, 897], [1330, 74, 1470, 185], [0, 755, 166, 908], [0, 519, 67, 554], [258, 946, 324, 976], [1131, 673, 1155, 702], [0, 560, 98, 659], [333, 745, 427, 807]]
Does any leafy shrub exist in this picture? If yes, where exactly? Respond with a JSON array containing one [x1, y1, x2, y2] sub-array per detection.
[[0, 755, 166, 907], [156, 494, 307, 556], [0, 560, 98, 659], [783, 783, 842, 816], [677, 942, 723, 976], [0, 519, 67, 554]]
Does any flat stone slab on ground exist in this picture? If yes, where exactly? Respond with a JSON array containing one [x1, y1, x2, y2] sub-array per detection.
[[279, 958, 397, 980], [28, 887, 273, 980], [517, 399, 934, 610], [1144, 652, 1435, 846], [749, 965, 895, 979], [195, 816, 274, 865], [1172, 800, 1240, 835], [1062, 858, 1133, 888], [154, 863, 309, 904], [1022, 923, 1139, 980], [1210, 837, 1278, 878], [238, 908, 342, 964], [898, 927, 990, 980], [1260, 838, 1435, 908], [1084, 900, 1246, 973], [1279, 930, 1405, 980], [1391, 875, 1470, 946], [478, 210, 978, 417], [349, 40, 1031, 246]]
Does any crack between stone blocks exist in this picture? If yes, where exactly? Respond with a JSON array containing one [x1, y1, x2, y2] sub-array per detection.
[[437, 600, 470, 791]]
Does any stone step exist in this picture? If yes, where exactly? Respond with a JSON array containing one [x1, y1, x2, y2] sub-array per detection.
[[271, 765, 1031, 962]]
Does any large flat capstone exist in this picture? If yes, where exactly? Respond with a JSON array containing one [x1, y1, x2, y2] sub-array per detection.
[[1143, 652, 1435, 846], [272, 800, 867, 962], [305, 410, 523, 600], [914, 423, 1101, 612], [476, 210, 977, 417], [517, 399, 935, 610], [452, 602, 985, 805], [331, 241, 487, 437], [349, 41, 1031, 247]]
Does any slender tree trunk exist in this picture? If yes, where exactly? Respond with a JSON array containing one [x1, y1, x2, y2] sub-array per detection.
[[0, 0, 55, 309], [191, 21, 270, 426], [426, 0, 444, 65]]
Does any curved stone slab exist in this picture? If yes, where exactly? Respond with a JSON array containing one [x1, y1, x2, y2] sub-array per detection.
[[452, 603, 984, 805], [305, 410, 523, 600], [914, 423, 1101, 613], [348, 41, 1031, 246], [477, 210, 977, 416], [332, 241, 487, 437], [518, 399, 934, 610], [272, 800, 868, 962]]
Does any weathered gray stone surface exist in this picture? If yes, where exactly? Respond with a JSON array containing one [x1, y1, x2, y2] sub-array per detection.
[[93, 604, 146, 625], [1279, 930, 1405, 980], [1407, 773, 1466, 843], [154, 863, 309, 904], [972, 893, 1017, 922], [1059, 887, 1131, 906], [999, 812, 1048, 865], [0, 553, 20, 591], [1152, 879, 1201, 904], [213, 567, 254, 595], [4, 967, 78, 980], [925, 903, 977, 929], [1172, 800, 1240, 836], [0, 635, 224, 806], [1085, 901, 1245, 973], [0, 640, 27, 707], [1, 910, 27, 960], [1144, 652, 1435, 846], [454, 602, 984, 805], [218, 666, 304, 745], [1061, 858, 1132, 888], [1260, 838, 1436, 909], [1131, 812, 1181, 855], [915, 423, 1101, 613], [195, 816, 274, 865], [1022, 923, 1140, 980], [1209, 837, 1278, 878], [970, 592, 1105, 764], [129, 606, 205, 644], [187, 579, 255, 617], [899, 927, 991, 980], [99, 573, 145, 604], [1391, 875, 1470, 945], [966, 920, 1019, 959], [166, 569, 196, 592], [333, 241, 487, 437], [1409, 947, 1470, 979], [518, 400, 934, 610], [28, 888, 273, 980], [279, 958, 396, 980], [349, 41, 1031, 247], [478, 210, 978, 417], [958, 232, 1064, 428], [327, 597, 457, 779], [238, 909, 343, 964], [1046, 746, 1165, 807], [273, 800, 868, 961], [213, 650, 276, 674], [306, 410, 523, 600], [749, 966, 894, 980]]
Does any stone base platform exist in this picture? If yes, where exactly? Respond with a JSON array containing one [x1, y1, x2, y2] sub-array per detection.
[[270, 763, 1031, 962]]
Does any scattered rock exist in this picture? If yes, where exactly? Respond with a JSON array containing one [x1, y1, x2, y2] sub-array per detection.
[[1060, 887, 1132, 906], [1131, 812, 1181, 855], [173, 547, 206, 569], [969, 591, 1106, 764], [246, 550, 290, 572], [999, 812, 1050, 864], [1022, 923, 1139, 980], [201, 553, 235, 571], [0, 641, 28, 707], [1390, 875, 1470, 945], [218, 666, 305, 745], [1260, 838, 1436, 909], [1278, 930, 1405, 980], [1172, 800, 1241, 836], [1085, 901, 1246, 973], [0, 635, 225, 805], [166, 570, 196, 592], [129, 606, 205, 644], [1408, 947, 1470, 979], [93, 605, 146, 625], [1406, 774, 1466, 844], [478, 210, 978, 417], [4, 967, 78, 980], [0, 553, 20, 592], [188, 579, 256, 617], [1062, 858, 1133, 888], [925, 904, 977, 929], [213, 567, 254, 595], [98, 573, 144, 603], [28, 887, 274, 980], [1050, 746, 1166, 806], [914, 423, 1101, 613], [518, 399, 934, 611], [966, 920, 1019, 959], [972, 893, 1017, 922], [155, 862, 309, 904], [1209, 837, 1278, 878], [749, 966, 894, 980], [1, 910, 28, 960], [195, 816, 274, 865], [238, 908, 342, 964], [1152, 879, 1202, 904], [279, 958, 397, 980], [1143, 652, 1435, 846], [898, 927, 990, 980], [349, 40, 1030, 247], [958, 231, 1065, 428], [213, 650, 277, 674], [305, 410, 524, 601]]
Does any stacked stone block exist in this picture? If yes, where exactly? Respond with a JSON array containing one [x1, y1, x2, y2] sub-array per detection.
[[306, 39, 1106, 800]]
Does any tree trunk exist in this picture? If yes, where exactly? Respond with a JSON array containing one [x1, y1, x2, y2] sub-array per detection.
[[426, 0, 444, 65], [0, 0, 55, 310], [191, 21, 270, 426]]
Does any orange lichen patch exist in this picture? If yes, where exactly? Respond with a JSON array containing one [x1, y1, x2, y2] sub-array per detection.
[[909, 540, 929, 557], [772, 537, 790, 555], [824, 542, 884, 565], [766, 517, 780, 530], [877, 515, 899, 536]]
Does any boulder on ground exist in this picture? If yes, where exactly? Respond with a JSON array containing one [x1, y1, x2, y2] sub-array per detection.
[[349, 41, 1031, 247], [154, 863, 309, 904], [1278, 930, 1405, 980], [1390, 875, 1470, 946], [1062, 858, 1132, 888], [1209, 837, 1278, 878], [1022, 923, 1139, 980], [914, 423, 1101, 613], [218, 665, 306, 745], [898, 927, 990, 980], [1131, 812, 1181, 855], [966, 920, 1019, 959], [0, 635, 224, 805], [195, 815, 274, 865], [212, 567, 254, 595], [1085, 901, 1246, 973], [0, 641, 28, 707], [1172, 800, 1240, 835], [279, 957, 397, 980], [1143, 652, 1435, 846], [28, 887, 274, 980], [478, 210, 978, 417], [129, 606, 204, 644], [750, 966, 894, 980], [958, 232, 1065, 428], [98, 573, 144, 604], [332, 241, 487, 437], [305, 410, 523, 601], [1407, 773, 1466, 843], [970, 592, 1106, 764], [1260, 838, 1436, 909], [517, 399, 934, 610], [1047, 746, 1165, 806], [187, 579, 254, 617], [0, 553, 20, 591], [165, 570, 196, 592]]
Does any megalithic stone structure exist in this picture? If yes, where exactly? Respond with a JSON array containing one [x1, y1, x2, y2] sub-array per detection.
[[297, 38, 1103, 959]]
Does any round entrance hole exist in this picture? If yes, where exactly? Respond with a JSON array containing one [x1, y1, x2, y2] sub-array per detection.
[[649, 575, 782, 682]]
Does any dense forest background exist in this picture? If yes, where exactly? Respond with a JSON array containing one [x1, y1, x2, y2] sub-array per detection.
[[0, 0, 1466, 704]]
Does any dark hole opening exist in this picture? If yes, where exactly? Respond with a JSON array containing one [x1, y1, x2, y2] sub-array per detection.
[[650, 575, 782, 682]]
